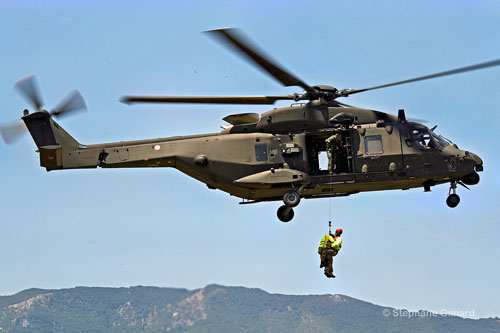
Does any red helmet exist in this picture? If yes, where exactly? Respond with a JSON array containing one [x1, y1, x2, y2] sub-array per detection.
[[335, 228, 343, 234]]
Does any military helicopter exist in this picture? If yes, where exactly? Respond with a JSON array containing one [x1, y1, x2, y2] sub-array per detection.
[[2, 28, 495, 222]]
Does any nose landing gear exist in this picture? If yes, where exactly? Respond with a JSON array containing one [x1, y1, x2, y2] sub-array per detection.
[[446, 181, 460, 208], [446, 180, 471, 208]]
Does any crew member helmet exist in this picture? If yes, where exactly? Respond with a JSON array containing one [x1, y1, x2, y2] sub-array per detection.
[[335, 228, 343, 234]]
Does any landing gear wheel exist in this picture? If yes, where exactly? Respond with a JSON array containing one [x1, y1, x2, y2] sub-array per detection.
[[283, 190, 300, 207], [277, 205, 294, 222], [446, 194, 460, 208]]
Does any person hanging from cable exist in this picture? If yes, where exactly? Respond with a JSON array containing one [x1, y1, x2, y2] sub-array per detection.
[[318, 223, 343, 278]]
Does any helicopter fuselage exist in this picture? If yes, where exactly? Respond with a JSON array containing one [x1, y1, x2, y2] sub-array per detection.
[[23, 102, 483, 209]]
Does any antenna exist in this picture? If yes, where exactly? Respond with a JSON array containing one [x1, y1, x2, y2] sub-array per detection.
[[328, 220, 332, 234]]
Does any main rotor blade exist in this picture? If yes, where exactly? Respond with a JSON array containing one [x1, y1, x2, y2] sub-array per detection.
[[15, 76, 43, 110], [408, 117, 428, 124], [121, 95, 298, 105], [0, 121, 27, 145], [341, 58, 500, 97], [51, 90, 87, 118], [205, 28, 315, 94]]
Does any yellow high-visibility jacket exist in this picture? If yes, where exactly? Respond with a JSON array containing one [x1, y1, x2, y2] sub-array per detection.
[[332, 236, 343, 251], [319, 234, 335, 248]]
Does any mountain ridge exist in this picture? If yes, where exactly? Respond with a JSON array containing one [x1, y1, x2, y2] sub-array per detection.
[[0, 284, 499, 332]]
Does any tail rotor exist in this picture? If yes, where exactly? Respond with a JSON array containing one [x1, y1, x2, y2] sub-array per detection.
[[0, 76, 87, 145]]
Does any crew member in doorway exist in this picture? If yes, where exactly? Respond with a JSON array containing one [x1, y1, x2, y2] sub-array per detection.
[[325, 134, 346, 174], [318, 228, 343, 278]]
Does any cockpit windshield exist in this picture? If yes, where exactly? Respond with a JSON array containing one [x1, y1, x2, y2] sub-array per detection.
[[411, 127, 453, 150], [431, 131, 454, 150]]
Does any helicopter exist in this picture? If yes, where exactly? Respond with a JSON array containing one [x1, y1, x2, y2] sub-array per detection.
[[1, 28, 494, 222]]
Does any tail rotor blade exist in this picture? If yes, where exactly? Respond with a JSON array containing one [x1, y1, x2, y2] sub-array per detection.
[[15, 76, 43, 110], [51, 90, 87, 118], [0, 121, 27, 145]]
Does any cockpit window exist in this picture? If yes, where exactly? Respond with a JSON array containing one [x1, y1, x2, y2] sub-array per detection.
[[411, 128, 434, 149], [432, 132, 453, 150], [411, 127, 452, 150]]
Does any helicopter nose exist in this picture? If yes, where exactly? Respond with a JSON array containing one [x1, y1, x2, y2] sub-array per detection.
[[459, 151, 482, 186], [467, 152, 483, 172]]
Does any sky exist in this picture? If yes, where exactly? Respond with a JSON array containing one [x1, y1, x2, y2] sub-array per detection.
[[1, 0, 500, 319]]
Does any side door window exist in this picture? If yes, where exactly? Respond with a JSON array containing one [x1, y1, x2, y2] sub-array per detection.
[[358, 127, 402, 173], [364, 135, 383, 155]]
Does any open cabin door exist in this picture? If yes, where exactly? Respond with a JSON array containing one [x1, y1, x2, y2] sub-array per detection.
[[305, 128, 359, 176]]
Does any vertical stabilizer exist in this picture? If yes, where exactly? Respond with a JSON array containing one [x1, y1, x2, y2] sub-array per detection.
[[22, 110, 81, 170], [22, 111, 57, 148]]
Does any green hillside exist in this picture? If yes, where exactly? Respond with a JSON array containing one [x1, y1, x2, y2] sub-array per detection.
[[0, 284, 498, 332]]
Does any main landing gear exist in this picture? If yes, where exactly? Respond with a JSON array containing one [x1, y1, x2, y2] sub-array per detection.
[[277, 186, 304, 222], [277, 205, 295, 222], [446, 181, 461, 208]]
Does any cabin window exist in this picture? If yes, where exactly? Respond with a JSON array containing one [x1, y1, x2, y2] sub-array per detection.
[[255, 144, 268, 162], [365, 135, 383, 155]]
